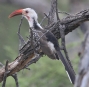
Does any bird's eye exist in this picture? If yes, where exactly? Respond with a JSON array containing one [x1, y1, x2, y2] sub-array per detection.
[[25, 10, 29, 13]]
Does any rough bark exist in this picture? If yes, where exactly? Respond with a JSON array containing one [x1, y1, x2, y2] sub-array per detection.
[[74, 29, 89, 87]]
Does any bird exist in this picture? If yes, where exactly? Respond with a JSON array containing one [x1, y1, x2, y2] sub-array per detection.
[[9, 8, 75, 84]]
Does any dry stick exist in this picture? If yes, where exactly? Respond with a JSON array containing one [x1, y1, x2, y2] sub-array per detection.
[[40, 13, 49, 25], [76, 9, 88, 15], [44, 13, 50, 26], [55, 0, 64, 49], [40, 16, 46, 25], [74, 31, 89, 87], [18, 16, 24, 34], [17, 16, 25, 51], [2, 62, 19, 87], [25, 67, 30, 70], [0, 62, 4, 67], [12, 73, 19, 87], [48, 0, 56, 25], [59, 25, 74, 71], [55, 0, 74, 72], [2, 60, 9, 87], [55, 0, 60, 21], [58, 11, 72, 16], [44, 13, 49, 19]]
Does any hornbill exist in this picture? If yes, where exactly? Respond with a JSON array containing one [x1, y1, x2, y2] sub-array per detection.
[[9, 8, 75, 84]]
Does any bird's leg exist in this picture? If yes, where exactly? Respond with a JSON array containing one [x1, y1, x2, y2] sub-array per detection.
[[11, 73, 19, 87], [17, 16, 25, 51], [2, 60, 10, 87]]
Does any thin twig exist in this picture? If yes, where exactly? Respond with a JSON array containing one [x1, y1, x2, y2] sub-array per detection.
[[17, 16, 25, 50], [44, 13, 49, 20], [0, 62, 4, 67], [76, 9, 89, 15], [12, 73, 19, 87], [25, 67, 30, 70], [58, 11, 72, 16], [2, 60, 9, 87], [40, 16, 46, 25], [74, 30, 89, 87], [56, 0, 72, 70], [18, 16, 24, 34], [55, 0, 74, 72], [48, 0, 56, 24], [40, 13, 49, 25], [55, 0, 60, 21]]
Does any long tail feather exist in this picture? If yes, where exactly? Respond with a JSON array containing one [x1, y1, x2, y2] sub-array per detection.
[[57, 49, 75, 84]]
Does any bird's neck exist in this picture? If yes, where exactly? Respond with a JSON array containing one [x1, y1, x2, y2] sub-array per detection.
[[28, 18, 43, 30]]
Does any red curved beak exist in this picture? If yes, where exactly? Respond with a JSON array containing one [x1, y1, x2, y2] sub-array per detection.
[[9, 9, 23, 18]]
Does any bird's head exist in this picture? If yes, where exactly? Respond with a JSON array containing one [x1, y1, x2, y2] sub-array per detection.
[[9, 8, 39, 28]]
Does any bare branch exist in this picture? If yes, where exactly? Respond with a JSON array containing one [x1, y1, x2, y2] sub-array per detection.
[[58, 11, 72, 16], [2, 60, 9, 87], [48, 0, 56, 24], [74, 30, 89, 87], [17, 16, 25, 50], [0, 62, 4, 67], [12, 73, 19, 87]]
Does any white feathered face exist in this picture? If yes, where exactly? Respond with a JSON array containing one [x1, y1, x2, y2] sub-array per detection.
[[22, 8, 38, 21]]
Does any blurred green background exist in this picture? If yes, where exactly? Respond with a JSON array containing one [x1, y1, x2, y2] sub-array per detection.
[[0, 0, 89, 87]]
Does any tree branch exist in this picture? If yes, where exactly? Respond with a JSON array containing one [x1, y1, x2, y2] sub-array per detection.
[[74, 30, 89, 87]]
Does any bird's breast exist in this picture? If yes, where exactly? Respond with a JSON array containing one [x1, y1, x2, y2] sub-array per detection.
[[47, 41, 56, 52]]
